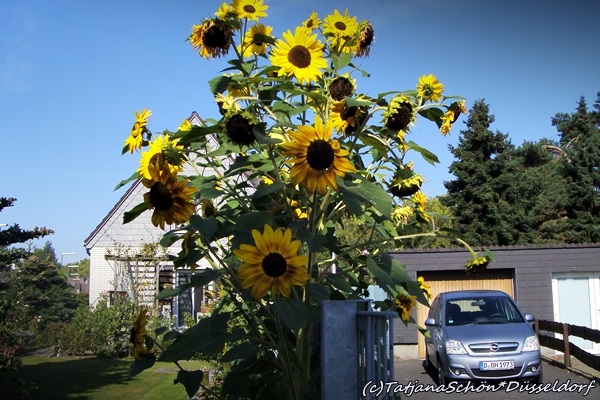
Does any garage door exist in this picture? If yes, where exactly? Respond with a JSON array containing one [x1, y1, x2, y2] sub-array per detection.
[[416, 269, 514, 358]]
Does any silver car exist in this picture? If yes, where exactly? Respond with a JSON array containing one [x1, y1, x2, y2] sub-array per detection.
[[424, 290, 542, 384]]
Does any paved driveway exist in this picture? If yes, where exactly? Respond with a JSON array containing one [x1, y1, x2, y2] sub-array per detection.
[[360, 359, 599, 399]]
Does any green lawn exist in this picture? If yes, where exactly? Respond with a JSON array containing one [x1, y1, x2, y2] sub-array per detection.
[[0, 356, 208, 400]]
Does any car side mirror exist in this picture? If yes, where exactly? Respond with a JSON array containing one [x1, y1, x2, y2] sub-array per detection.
[[524, 314, 535, 322], [424, 318, 437, 327]]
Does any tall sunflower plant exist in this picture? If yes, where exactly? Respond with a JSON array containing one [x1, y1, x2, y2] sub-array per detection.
[[119, 1, 475, 399]]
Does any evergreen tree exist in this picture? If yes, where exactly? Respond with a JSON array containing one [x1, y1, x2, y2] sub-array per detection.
[[0, 198, 53, 381], [33, 241, 59, 265], [552, 94, 600, 242], [506, 139, 569, 243], [442, 100, 516, 246]]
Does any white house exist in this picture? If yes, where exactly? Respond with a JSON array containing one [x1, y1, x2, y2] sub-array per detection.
[[84, 112, 222, 326]]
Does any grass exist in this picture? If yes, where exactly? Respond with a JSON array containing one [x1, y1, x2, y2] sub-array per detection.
[[0, 356, 209, 400]]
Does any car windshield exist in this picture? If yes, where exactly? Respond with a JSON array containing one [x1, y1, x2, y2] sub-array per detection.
[[445, 295, 525, 325]]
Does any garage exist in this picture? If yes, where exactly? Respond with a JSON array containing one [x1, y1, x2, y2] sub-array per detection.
[[415, 268, 515, 358]]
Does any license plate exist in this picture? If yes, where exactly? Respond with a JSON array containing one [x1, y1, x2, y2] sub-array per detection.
[[479, 360, 514, 370]]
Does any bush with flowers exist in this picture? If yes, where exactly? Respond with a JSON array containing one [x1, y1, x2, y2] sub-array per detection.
[[119, 1, 484, 398]]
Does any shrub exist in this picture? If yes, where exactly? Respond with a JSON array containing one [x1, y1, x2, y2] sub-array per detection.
[[60, 296, 138, 357]]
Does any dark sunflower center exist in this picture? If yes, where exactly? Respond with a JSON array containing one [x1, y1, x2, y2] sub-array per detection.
[[226, 114, 256, 145], [131, 121, 141, 136], [288, 45, 311, 68], [334, 21, 347, 31], [343, 106, 358, 121], [385, 103, 412, 131], [149, 182, 174, 211], [422, 84, 434, 97], [360, 26, 374, 47], [306, 139, 335, 170], [306, 20, 314, 29], [129, 327, 136, 344], [262, 253, 287, 278], [329, 77, 354, 101], [203, 24, 228, 48], [243, 5, 256, 13]]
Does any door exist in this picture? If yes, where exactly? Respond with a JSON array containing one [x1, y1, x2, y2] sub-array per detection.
[[552, 273, 600, 354], [416, 269, 514, 358]]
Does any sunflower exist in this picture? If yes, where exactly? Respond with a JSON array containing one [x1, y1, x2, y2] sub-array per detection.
[[395, 291, 417, 323], [440, 110, 453, 136], [389, 167, 424, 198], [323, 9, 359, 38], [281, 116, 356, 194], [201, 199, 217, 217], [178, 119, 192, 132], [391, 205, 414, 224], [465, 255, 491, 275], [124, 108, 151, 153], [142, 160, 196, 230], [412, 191, 430, 223], [138, 134, 184, 179], [328, 74, 356, 101], [238, 23, 273, 57], [232, 0, 268, 21], [225, 111, 257, 145], [302, 12, 321, 30], [215, 2, 236, 19], [130, 308, 149, 360], [215, 92, 240, 116], [418, 276, 433, 300], [189, 19, 234, 59], [416, 74, 444, 103], [270, 26, 327, 85], [233, 224, 309, 299], [330, 100, 368, 135], [323, 9, 359, 53], [383, 94, 416, 133], [354, 20, 374, 58]]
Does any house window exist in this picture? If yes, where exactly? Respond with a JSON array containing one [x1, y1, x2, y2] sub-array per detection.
[[109, 290, 128, 305]]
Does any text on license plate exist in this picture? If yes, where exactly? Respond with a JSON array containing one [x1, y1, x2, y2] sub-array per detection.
[[479, 360, 514, 370]]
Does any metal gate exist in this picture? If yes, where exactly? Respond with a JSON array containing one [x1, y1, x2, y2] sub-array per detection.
[[322, 300, 396, 399]]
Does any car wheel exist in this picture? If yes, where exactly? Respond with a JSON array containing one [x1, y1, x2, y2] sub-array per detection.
[[437, 357, 447, 386], [424, 352, 433, 371]]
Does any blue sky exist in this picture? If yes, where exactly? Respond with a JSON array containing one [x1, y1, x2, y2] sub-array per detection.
[[1, 0, 599, 262]]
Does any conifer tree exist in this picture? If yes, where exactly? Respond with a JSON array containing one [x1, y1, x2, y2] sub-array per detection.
[[442, 100, 516, 246], [552, 94, 600, 242]]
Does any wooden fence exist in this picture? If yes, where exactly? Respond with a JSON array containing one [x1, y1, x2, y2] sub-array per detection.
[[534, 319, 600, 372]]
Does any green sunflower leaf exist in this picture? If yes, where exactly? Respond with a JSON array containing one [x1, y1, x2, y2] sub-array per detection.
[[159, 231, 181, 247], [306, 283, 331, 304], [345, 97, 374, 108], [128, 353, 156, 377], [159, 313, 237, 361], [417, 107, 444, 127], [251, 182, 287, 199], [123, 202, 148, 224], [190, 214, 218, 240], [406, 140, 440, 165], [338, 174, 393, 216], [208, 75, 230, 95], [235, 211, 274, 233], [274, 297, 307, 333], [175, 369, 204, 399], [331, 52, 352, 70], [114, 171, 140, 191], [325, 273, 354, 293], [221, 341, 260, 362]]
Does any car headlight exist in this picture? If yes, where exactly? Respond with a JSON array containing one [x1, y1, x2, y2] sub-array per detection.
[[523, 335, 540, 351], [446, 339, 467, 355]]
